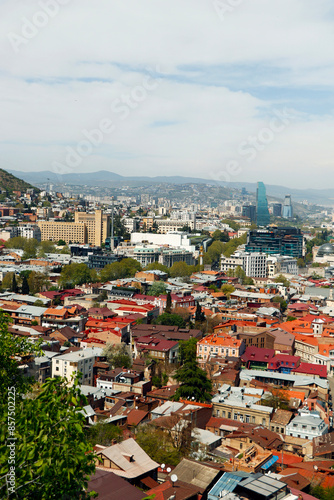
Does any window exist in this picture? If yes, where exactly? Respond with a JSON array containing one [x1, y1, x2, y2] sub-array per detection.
[[56, 367, 59, 371], [228, 412, 231, 419]]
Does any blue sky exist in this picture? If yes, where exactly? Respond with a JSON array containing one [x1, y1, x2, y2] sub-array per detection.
[[0, 0, 334, 188]]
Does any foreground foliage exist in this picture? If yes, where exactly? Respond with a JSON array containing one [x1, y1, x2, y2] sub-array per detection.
[[0, 310, 96, 499]]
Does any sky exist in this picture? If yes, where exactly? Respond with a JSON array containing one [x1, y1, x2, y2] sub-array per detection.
[[1, 0, 334, 189]]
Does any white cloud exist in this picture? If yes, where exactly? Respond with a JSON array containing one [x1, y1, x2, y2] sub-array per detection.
[[0, 0, 333, 187]]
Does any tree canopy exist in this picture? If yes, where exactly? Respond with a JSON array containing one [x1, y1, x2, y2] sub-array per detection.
[[99, 258, 142, 282], [153, 313, 185, 328], [173, 338, 212, 402], [59, 263, 95, 287], [0, 311, 96, 498], [147, 281, 167, 296], [102, 343, 132, 369]]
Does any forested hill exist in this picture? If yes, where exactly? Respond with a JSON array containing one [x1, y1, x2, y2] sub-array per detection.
[[0, 168, 39, 194]]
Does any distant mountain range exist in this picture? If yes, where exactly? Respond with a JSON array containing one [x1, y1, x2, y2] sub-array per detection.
[[7, 169, 334, 205]]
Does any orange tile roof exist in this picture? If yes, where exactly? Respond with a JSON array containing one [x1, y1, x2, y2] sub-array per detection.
[[319, 344, 334, 355], [294, 334, 319, 346], [198, 333, 242, 347], [285, 390, 305, 402]]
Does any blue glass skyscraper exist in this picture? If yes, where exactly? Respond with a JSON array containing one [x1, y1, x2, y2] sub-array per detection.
[[282, 195, 293, 218], [256, 181, 270, 226]]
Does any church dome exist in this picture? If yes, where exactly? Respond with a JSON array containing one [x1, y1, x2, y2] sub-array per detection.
[[317, 243, 334, 257]]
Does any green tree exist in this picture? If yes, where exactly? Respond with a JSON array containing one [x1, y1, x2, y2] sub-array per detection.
[[221, 284, 235, 299], [173, 359, 212, 403], [21, 275, 30, 294], [212, 229, 230, 242], [12, 273, 18, 293], [85, 422, 122, 447], [178, 338, 198, 364], [221, 219, 240, 231], [205, 240, 225, 264], [272, 295, 287, 312], [5, 236, 26, 249], [103, 343, 132, 369], [136, 425, 182, 466], [0, 377, 96, 499], [22, 238, 39, 260], [59, 263, 94, 287], [153, 313, 185, 328], [165, 291, 172, 313], [147, 281, 167, 297], [311, 485, 334, 500], [170, 261, 193, 278], [57, 239, 66, 246], [297, 257, 305, 268], [2, 272, 15, 290], [28, 271, 49, 294], [99, 258, 142, 282], [195, 302, 205, 322], [34, 299, 45, 307], [0, 311, 96, 498], [37, 240, 56, 257], [274, 274, 290, 287]]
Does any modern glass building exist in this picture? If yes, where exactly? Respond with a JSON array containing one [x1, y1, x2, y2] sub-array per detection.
[[282, 195, 293, 218], [256, 182, 270, 226], [245, 227, 304, 258]]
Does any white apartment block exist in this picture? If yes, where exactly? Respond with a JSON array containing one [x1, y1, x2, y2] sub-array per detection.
[[285, 408, 328, 440], [267, 255, 298, 277], [0, 225, 42, 241], [51, 347, 103, 386], [221, 251, 267, 278], [221, 251, 297, 278]]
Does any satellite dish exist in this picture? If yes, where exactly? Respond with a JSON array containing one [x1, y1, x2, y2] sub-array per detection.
[[161, 463, 165, 469], [166, 467, 171, 473], [171, 474, 178, 484]]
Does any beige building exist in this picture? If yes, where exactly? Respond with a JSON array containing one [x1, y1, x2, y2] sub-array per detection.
[[38, 221, 87, 244], [74, 210, 110, 246], [38, 210, 110, 246]]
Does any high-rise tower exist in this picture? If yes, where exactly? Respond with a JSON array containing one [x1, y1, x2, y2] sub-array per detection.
[[282, 195, 293, 218], [256, 182, 270, 227]]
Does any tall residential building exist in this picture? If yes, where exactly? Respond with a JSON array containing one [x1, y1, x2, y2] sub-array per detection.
[[282, 195, 293, 219], [273, 203, 282, 217], [74, 210, 110, 246], [38, 210, 110, 246], [242, 205, 256, 222], [256, 182, 270, 227]]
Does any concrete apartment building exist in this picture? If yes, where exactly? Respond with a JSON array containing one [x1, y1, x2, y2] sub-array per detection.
[[51, 347, 103, 385], [38, 210, 110, 246]]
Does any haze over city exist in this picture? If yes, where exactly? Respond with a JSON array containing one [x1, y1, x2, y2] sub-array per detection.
[[1, 1, 334, 188]]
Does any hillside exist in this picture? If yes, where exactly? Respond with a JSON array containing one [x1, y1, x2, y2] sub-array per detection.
[[0, 168, 39, 194]]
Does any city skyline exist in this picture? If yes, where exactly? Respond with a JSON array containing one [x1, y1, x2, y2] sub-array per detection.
[[1, 1, 334, 188]]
